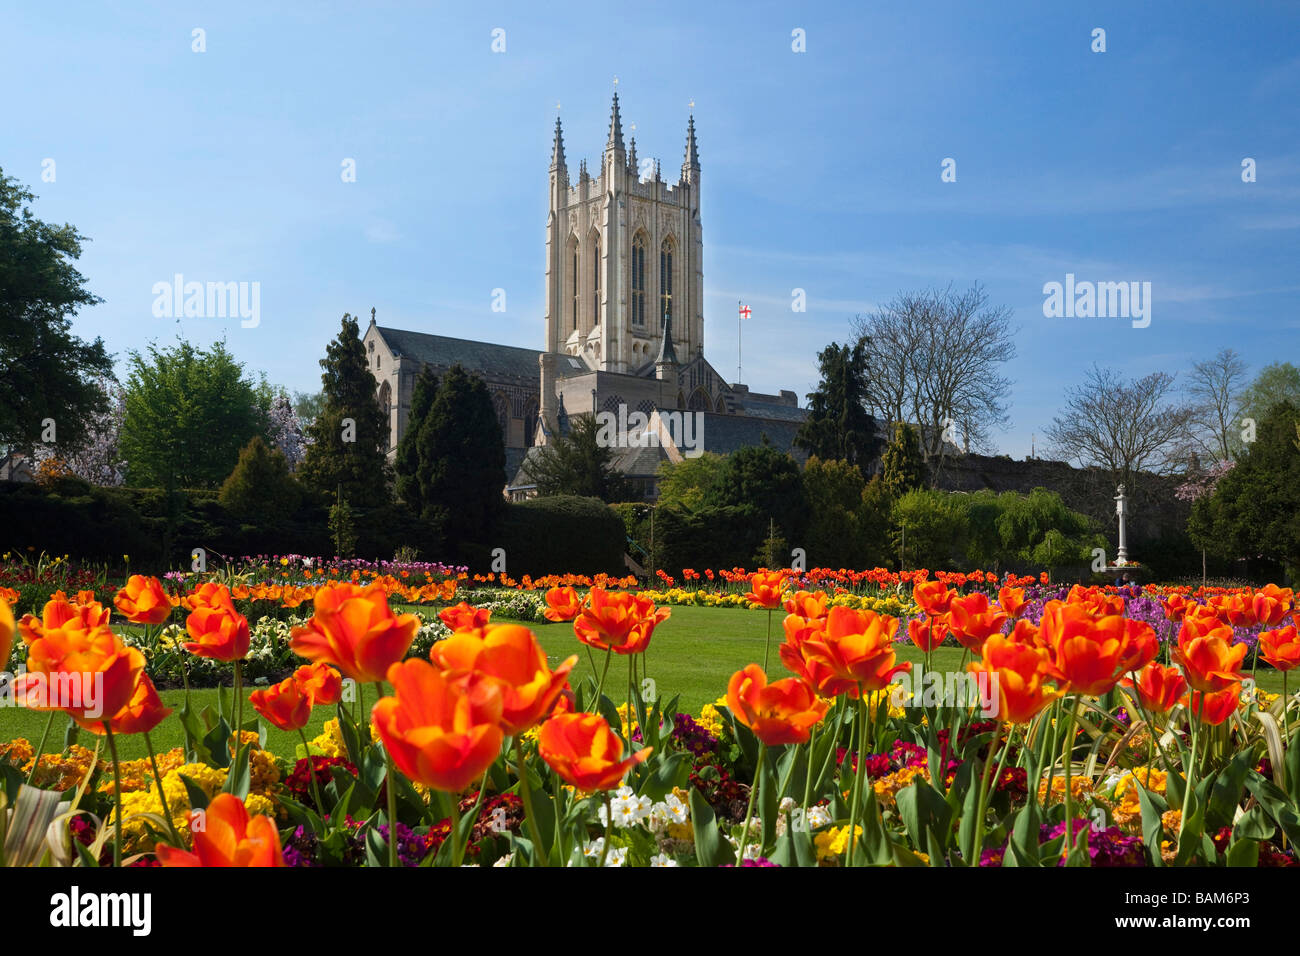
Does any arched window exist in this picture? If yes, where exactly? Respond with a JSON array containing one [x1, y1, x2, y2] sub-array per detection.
[[631, 233, 647, 328], [591, 233, 601, 327], [569, 236, 580, 332], [659, 237, 674, 330], [688, 387, 710, 411], [492, 392, 510, 438], [378, 380, 392, 420]]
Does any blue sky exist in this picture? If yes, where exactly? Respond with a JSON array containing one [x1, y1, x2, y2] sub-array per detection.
[[4, 1, 1298, 459]]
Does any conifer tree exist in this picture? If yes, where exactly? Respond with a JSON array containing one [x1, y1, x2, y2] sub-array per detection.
[[394, 365, 439, 513], [298, 313, 391, 505]]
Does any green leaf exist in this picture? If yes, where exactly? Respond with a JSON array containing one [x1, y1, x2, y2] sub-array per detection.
[[1244, 771, 1300, 846], [2, 784, 63, 867], [1206, 750, 1252, 831], [178, 774, 210, 813], [688, 787, 731, 867], [1231, 804, 1274, 842], [896, 779, 952, 860], [1225, 837, 1259, 868], [177, 697, 214, 765], [222, 743, 251, 798], [1136, 784, 1168, 868], [1007, 801, 1042, 867], [200, 719, 232, 770], [1064, 824, 1092, 867]]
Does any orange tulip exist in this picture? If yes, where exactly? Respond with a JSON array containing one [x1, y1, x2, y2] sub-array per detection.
[[726, 664, 827, 745], [20, 591, 111, 642], [744, 571, 787, 610], [249, 676, 313, 732], [0, 586, 18, 605], [1064, 585, 1124, 616], [156, 793, 285, 867], [290, 581, 420, 683], [1252, 584, 1295, 629], [907, 613, 949, 652], [73, 673, 172, 735], [438, 601, 492, 632], [16, 624, 145, 722], [430, 624, 577, 735], [572, 588, 670, 655], [1172, 631, 1248, 695], [802, 606, 910, 694], [114, 575, 174, 626], [372, 658, 504, 792], [779, 615, 855, 697], [184, 603, 250, 662], [537, 712, 651, 792], [998, 586, 1027, 619], [784, 590, 830, 620], [1122, 661, 1187, 716], [181, 581, 237, 613], [913, 580, 955, 617], [947, 592, 1008, 653], [293, 662, 343, 705], [1258, 625, 1300, 672], [1182, 686, 1241, 726], [1006, 618, 1042, 648], [1038, 602, 1128, 696], [0, 596, 12, 669], [1208, 594, 1255, 630], [967, 634, 1062, 724], [1160, 593, 1192, 622], [1116, 619, 1159, 674], [543, 586, 584, 622]]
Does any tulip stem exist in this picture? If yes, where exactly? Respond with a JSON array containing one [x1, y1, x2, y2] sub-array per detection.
[[763, 608, 773, 672], [144, 730, 181, 844], [846, 689, 867, 866], [738, 741, 765, 866], [105, 725, 123, 867], [297, 730, 326, 820], [25, 711, 56, 786], [594, 648, 613, 707], [513, 737, 548, 867], [1062, 698, 1080, 854], [1178, 694, 1202, 855], [970, 722, 1003, 864], [232, 659, 244, 763], [800, 723, 818, 814]]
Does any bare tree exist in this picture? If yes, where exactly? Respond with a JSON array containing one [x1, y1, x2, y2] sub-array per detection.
[[1184, 347, 1248, 461], [1044, 365, 1195, 492], [852, 282, 1016, 479]]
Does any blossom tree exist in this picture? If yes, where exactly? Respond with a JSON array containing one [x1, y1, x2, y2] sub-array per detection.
[[33, 378, 127, 485], [268, 392, 308, 470]]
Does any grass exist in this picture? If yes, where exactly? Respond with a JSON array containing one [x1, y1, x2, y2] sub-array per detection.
[[3, 604, 1289, 760]]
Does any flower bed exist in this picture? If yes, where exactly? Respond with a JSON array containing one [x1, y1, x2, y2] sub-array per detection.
[[1, 572, 1298, 867]]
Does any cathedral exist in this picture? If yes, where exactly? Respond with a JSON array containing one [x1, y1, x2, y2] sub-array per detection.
[[362, 94, 808, 500]]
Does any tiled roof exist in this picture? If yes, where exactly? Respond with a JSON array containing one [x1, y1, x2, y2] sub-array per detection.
[[375, 327, 541, 382]]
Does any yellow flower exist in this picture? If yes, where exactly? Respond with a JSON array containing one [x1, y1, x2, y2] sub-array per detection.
[[814, 825, 862, 862]]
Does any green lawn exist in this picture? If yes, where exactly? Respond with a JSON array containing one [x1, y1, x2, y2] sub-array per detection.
[[2, 604, 1289, 760]]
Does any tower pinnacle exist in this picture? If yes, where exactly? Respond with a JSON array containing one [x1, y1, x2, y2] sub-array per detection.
[[606, 92, 625, 153], [551, 116, 566, 169]]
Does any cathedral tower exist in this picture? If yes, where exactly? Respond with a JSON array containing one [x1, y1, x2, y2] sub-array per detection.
[[544, 95, 703, 373]]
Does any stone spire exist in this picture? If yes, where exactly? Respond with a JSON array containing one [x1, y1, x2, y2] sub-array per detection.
[[627, 137, 638, 175], [605, 92, 625, 153], [655, 311, 678, 365], [681, 113, 702, 184], [550, 116, 566, 170]]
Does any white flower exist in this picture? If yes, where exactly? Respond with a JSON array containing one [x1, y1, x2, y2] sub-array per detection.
[[650, 853, 679, 867], [604, 847, 627, 867], [584, 837, 605, 857], [806, 805, 832, 829], [493, 853, 513, 867]]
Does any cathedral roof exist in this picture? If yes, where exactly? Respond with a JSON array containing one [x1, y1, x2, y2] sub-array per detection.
[[373, 327, 541, 382]]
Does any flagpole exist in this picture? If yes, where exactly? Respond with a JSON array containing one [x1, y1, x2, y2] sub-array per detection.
[[737, 299, 742, 385]]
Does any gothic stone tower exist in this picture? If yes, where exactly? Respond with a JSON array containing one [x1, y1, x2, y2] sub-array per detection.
[[543, 95, 703, 374]]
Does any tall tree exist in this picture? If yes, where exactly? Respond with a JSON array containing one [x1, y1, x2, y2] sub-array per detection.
[[1184, 347, 1249, 461], [522, 412, 631, 502], [707, 442, 808, 546], [1044, 365, 1195, 492], [119, 339, 266, 488], [795, 340, 881, 466], [851, 282, 1016, 472], [33, 377, 126, 486], [219, 436, 301, 525], [298, 313, 392, 505], [880, 422, 927, 498], [416, 364, 507, 561], [394, 366, 439, 513], [655, 452, 726, 511], [0, 169, 114, 454], [1238, 362, 1300, 428], [1189, 401, 1300, 584]]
